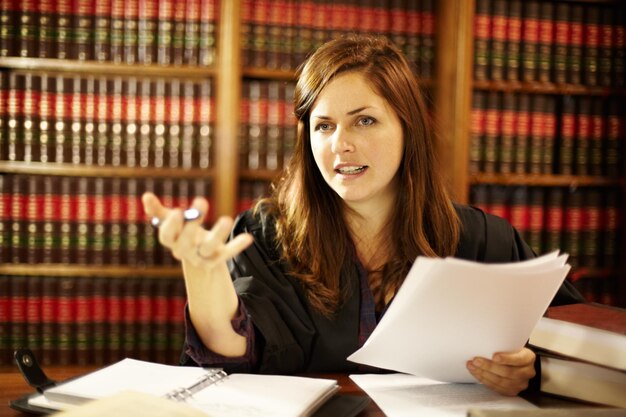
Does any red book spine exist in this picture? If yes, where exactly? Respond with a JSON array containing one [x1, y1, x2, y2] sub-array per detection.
[[536, 2, 554, 83], [170, 0, 185, 65], [10, 277, 28, 357], [75, 0, 95, 61], [544, 187, 564, 253], [38, 0, 57, 58], [509, 186, 530, 241], [0, 175, 9, 263], [558, 96, 576, 175], [513, 94, 530, 174], [0, 277, 9, 365], [553, 3, 569, 84], [122, 278, 139, 358], [605, 97, 622, 177], [568, 5, 583, 85], [75, 278, 93, 365], [528, 94, 545, 175], [57, 277, 77, 365], [167, 278, 186, 363], [527, 187, 544, 254], [419, 0, 435, 79], [152, 278, 170, 363], [499, 93, 516, 174], [582, 6, 600, 87], [40, 277, 57, 365], [136, 279, 153, 361], [26, 276, 43, 357], [91, 277, 107, 365], [56, 0, 71, 59], [94, 0, 111, 62], [490, 0, 507, 81], [107, 279, 123, 362], [473, 0, 491, 81], [574, 97, 591, 176], [520, 1, 539, 82], [563, 189, 583, 270], [483, 91, 500, 174], [505, 0, 522, 81], [542, 97, 556, 174]]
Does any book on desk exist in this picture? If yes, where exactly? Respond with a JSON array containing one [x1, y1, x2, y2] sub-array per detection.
[[528, 302, 626, 408]]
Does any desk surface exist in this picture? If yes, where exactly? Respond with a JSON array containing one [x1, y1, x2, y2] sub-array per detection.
[[0, 365, 595, 417]]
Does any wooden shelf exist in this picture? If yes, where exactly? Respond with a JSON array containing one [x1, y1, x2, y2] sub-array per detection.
[[0, 264, 183, 278], [0, 57, 215, 78], [470, 173, 624, 187], [472, 80, 623, 96], [243, 67, 297, 80], [0, 161, 215, 179], [239, 169, 281, 181]]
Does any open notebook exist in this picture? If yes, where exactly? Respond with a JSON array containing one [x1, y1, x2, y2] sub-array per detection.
[[26, 358, 340, 417]]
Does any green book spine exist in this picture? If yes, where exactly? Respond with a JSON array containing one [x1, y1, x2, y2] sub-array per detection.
[[527, 187, 544, 254], [499, 93, 516, 174], [582, 5, 600, 86], [604, 97, 622, 178], [574, 96, 591, 176], [553, 3, 569, 84], [520, 1, 539, 82], [483, 91, 500, 174], [57, 276, 77, 365], [563, 189, 583, 270], [38, 0, 57, 58], [558, 95, 576, 175], [40, 276, 57, 366], [568, 5, 583, 85], [513, 93, 530, 174], [490, 0, 506, 81]]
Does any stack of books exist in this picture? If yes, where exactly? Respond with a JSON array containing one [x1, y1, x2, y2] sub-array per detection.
[[528, 302, 626, 408]]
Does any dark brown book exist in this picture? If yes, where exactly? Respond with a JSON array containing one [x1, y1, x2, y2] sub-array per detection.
[[470, 184, 489, 214], [171, 0, 186, 65], [91, 277, 108, 365], [136, 278, 154, 361], [198, 0, 217, 67], [107, 278, 124, 362], [544, 187, 564, 253], [612, 8, 625, 87], [512, 93, 530, 174], [40, 276, 57, 366], [504, 0, 522, 81], [25, 276, 43, 358], [94, 0, 112, 62], [156, 0, 173, 65], [602, 191, 618, 270], [17, 0, 36, 57], [574, 96, 591, 176], [419, 0, 435, 79], [57, 276, 77, 366], [75, 0, 94, 61], [490, 0, 506, 81], [557, 95, 575, 175], [37, 0, 57, 58], [588, 97, 604, 176], [553, 3, 569, 84], [10, 276, 28, 359], [0, 0, 16, 57], [582, 6, 600, 87], [581, 188, 602, 270], [488, 185, 509, 221], [483, 91, 500, 174], [527, 187, 544, 254], [598, 7, 614, 87], [562, 189, 583, 270], [541, 96, 556, 175], [138, 0, 158, 64], [0, 175, 9, 263], [568, 5, 583, 85], [536, 2, 554, 83], [604, 97, 622, 178], [251, 0, 270, 68], [520, 1, 539, 82], [75, 278, 93, 365], [528, 94, 545, 174], [509, 186, 529, 240], [55, 0, 72, 60], [469, 91, 486, 174], [473, 0, 491, 81]]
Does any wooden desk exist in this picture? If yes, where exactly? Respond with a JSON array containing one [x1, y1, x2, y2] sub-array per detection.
[[0, 366, 597, 417]]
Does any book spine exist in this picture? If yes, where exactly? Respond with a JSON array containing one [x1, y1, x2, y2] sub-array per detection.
[[41, 176, 57, 263], [588, 97, 604, 176], [75, 277, 92, 365], [612, 8, 625, 87], [536, 2, 553, 83], [40, 276, 57, 365], [504, 0, 522, 82], [107, 278, 123, 362], [91, 277, 107, 365], [282, 82, 296, 167], [18, 0, 36, 57], [544, 187, 564, 253], [563, 188, 583, 270], [419, 0, 435, 79], [198, 0, 216, 66], [473, 0, 491, 81], [75, 0, 94, 61], [136, 278, 153, 361], [57, 276, 76, 365], [528, 94, 545, 174], [91, 177, 105, 265], [168, 278, 186, 364], [513, 93, 529, 174], [490, 0, 506, 81], [598, 7, 613, 87], [520, 1, 539, 82], [0, 276, 9, 365], [581, 188, 602, 270], [266, 81, 282, 170], [558, 95, 576, 175], [10, 276, 28, 358], [58, 177, 73, 264], [0, 0, 17, 57], [123, 77, 139, 168], [138, 78, 151, 167], [604, 97, 622, 177], [25, 175, 40, 264], [110, 0, 124, 62], [83, 76, 96, 166], [38, 0, 57, 58], [602, 191, 618, 270], [123, 0, 139, 64], [483, 91, 500, 174], [153, 278, 170, 363], [165, 79, 181, 169], [582, 5, 600, 87], [251, 0, 269, 68], [110, 76, 123, 167], [574, 97, 591, 176], [56, 0, 71, 59], [197, 79, 213, 169], [509, 186, 529, 242], [553, 3, 569, 84], [0, 175, 9, 263], [94, 0, 112, 62], [170, 0, 185, 65], [568, 5, 583, 85], [10, 175, 26, 263], [138, 0, 158, 64], [122, 278, 138, 358], [26, 276, 43, 358], [499, 93, 516, 174], [183, 0, 199, 65], [527, 187, 544, 254], [0, 71, 7, 161], [542, 96, 556, 175]]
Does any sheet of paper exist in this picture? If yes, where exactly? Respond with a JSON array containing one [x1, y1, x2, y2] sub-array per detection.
[[350, 373, 535, 417], [348, 252, 570, 382]]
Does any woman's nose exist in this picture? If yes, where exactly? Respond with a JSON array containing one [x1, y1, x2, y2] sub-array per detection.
[[330, 128, 355, 153]]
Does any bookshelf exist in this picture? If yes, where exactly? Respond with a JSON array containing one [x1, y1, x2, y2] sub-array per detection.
[[437, 0, 625, 306], [0, 0, 624, 366]]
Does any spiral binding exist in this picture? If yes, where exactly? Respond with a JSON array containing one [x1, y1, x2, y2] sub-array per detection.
[[164, 368, 228, 402]]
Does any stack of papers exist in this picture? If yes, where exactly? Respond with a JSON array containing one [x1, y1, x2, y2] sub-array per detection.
[[348, 251, 570, 383]]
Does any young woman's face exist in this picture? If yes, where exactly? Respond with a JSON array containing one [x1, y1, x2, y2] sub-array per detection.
[[309, 72, 404, 210]]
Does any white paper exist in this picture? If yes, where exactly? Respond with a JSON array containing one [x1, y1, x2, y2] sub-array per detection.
[[350, 373, 535, 417], [348, 251, 570, 382]]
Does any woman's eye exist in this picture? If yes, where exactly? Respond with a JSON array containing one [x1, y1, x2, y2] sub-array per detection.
[[315, 123, 332, 132], [358, 116, 376, 126]]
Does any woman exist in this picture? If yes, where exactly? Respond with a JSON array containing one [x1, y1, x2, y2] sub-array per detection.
[[143, 34, 583, 396]]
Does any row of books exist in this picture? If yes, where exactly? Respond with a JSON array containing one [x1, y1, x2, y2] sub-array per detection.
[[471, 185, 621, 271], [0, 174, 213, 266], [0, 275, 186, 366], [0, 72, 214, 169], [239, 80, 297, 171], [241, 0, 436, 76], [470, 92, 623, 176], [0, 0, 218, 66], [474, 0, 626, 87]]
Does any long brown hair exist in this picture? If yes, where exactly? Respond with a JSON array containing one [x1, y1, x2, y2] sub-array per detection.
[[259, 34, 460, 316]]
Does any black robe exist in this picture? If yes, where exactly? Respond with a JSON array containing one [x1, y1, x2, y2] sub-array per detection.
[[181, 204, 583, 376]]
